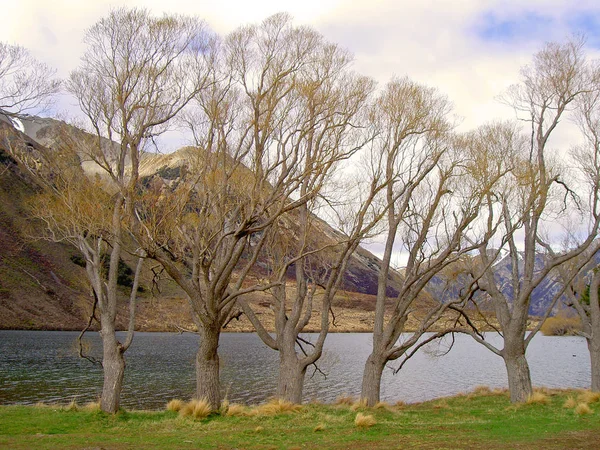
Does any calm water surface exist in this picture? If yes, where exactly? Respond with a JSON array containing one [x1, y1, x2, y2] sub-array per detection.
[[0, 331, 590, 409]]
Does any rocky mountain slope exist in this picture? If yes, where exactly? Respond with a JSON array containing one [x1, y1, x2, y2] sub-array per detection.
[[0, 113, 403, 331]]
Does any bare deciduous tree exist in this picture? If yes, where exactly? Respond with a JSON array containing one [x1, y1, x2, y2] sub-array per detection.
[[30, 8, 214, 414], [358, 77, 505, 406], [0, 42, 60, 117], [460, 38, 600, 403]]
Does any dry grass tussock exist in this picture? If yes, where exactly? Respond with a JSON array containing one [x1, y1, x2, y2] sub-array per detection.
[[575, 403, 593, 415], [563, 397, 577, 409], [354, 413, 377, 428], [577, 390, 600, 404], [335, 394, 355, 406], [526, 391, 549, 405], [225, 403, 248, 417], [252, 398, 302, 416], [472, 385, 492, 396], [350, 398, 368, 411], [166, 399, 184, 412], [374, 401, 393, 411], [540, 316, 582, 336], [179, 399, 212, 420]]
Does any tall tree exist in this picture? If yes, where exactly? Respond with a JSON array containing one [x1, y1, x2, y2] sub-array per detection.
[[134, 13, 372, 409], [49, 8, 213, 413], [359, 78, 505, 406], [460, 38, 600, 403], [0, 41, 60, 117], [235, 47, 379, 402]]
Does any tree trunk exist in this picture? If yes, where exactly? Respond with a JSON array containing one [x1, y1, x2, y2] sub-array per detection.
[[99, 321, 125, 414], [360, 352, 386, 406], [277, 351, 306, 404], [503, 350, 532, 403], [196, 325, 221, 410], [588, 338, 600, 392]]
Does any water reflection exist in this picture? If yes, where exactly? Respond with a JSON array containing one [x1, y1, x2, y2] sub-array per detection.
[[0, 330, 591, 410]]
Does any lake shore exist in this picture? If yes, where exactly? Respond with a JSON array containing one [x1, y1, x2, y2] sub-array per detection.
[[1, 388, 599, 449]]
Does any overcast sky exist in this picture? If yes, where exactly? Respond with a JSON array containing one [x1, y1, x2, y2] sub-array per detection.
[[4, 1, 600, 264], [3, 0, 600, 132]]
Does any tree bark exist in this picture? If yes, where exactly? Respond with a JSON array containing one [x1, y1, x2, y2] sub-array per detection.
[[99, 320, 125, 414], [361, 352, 386, 406], [588, 338, 600, 392], [502, 349, 533, 403], [277, 350, 307, 404], [196, 324, 221, 410]]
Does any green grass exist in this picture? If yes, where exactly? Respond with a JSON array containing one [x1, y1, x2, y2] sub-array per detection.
[[1, 390, 599, 449]]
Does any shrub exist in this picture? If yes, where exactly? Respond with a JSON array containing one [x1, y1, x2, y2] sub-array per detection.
[[166, 399, 184, 412], [354, 413, 376, 428], [540, 316, 582, 336]]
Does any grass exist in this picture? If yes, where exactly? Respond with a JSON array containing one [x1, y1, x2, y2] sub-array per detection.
[[2, 389, 600, 449]]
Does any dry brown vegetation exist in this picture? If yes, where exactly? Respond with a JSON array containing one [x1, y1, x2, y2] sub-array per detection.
[[540, 316, 582, 336]]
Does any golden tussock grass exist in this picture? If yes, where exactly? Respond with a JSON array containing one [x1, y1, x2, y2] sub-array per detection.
[[374, 401, 392, 411], [563, 397, 577, 409], [526, 392, 549, 405], [575, 402, 593, 415], [472, 385, 492, 396], [252, 398, 302, 416], [335, 394, 355, 406], [225, 403, 248, 417], [577, 390, 600, 404], [179, 399, 212, 420], [166, 399, 184, 412], [354, 412, 377, 428], [350, 399, 368, 411]]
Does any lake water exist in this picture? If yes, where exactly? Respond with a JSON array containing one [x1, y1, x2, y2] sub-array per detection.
[[0, 330, 591, 409]]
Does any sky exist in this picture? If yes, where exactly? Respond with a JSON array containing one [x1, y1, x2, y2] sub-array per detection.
[[3, 0, 600, 265], [3, 0, 600, 134]]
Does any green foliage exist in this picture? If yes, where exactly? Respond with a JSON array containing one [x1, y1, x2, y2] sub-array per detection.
[[1, 391, 599, 449]]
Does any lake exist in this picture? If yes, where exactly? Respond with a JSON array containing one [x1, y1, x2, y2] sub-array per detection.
[[0, 330, 591, 409]]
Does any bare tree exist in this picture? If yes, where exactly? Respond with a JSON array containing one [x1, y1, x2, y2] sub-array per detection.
[[233, 46, 379, 402], [0, 42, 60, 117], [459, 38, 600, 403], [133, 13, 377, 409], [555, 79, 600, 392], [357, 77, 506, 406], [37, 8, 214, 414]]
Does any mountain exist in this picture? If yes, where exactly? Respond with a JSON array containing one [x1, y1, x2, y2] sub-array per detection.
[[425, 250, 594, 316], [0, 113, 402, 330]]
